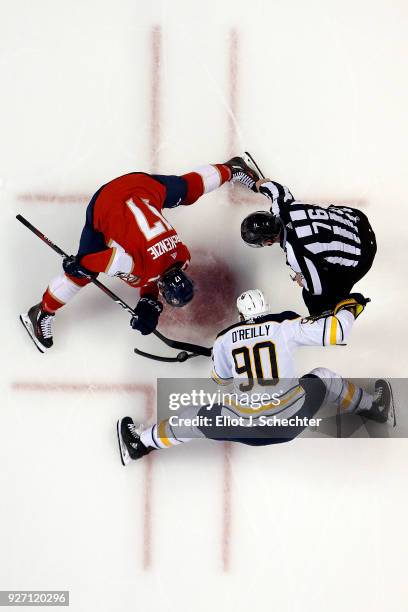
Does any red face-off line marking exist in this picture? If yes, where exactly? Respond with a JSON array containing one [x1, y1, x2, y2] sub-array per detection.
[[11, 381, 155, 571]]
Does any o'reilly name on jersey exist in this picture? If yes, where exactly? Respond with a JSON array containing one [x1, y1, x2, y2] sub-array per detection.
[[232, 324, 271, 343]]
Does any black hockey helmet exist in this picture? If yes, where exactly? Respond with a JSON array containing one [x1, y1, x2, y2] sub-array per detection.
[[158, 266, 194, 307], [241, 211, 281, 247]]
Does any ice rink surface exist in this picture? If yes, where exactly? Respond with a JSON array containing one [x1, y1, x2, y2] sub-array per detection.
[[1, 1, 408, 610]]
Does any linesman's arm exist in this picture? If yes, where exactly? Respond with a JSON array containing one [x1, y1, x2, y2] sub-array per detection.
[[285, 242, 324, 296], [256, 179, 295, 216]]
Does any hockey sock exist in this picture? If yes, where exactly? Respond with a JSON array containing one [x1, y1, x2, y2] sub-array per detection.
[[140, 421, 190, 450], [140, 406, 207, 449], [337, 381, 373, 415], [41, 273, 89, 313], [309, 368, 373, 415], [181, 164, 231, 205]]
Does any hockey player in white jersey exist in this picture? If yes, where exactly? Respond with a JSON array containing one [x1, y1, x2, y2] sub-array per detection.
[[117, 289, 394, 464]]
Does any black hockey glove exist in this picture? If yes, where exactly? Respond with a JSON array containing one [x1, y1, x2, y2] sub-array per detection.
[[63, 256, 95, 279], [333, 293, 370, 319], [130, 296, 163, 335]]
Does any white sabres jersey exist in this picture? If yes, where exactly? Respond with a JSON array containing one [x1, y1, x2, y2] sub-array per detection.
[[211, 309, 355, 422]]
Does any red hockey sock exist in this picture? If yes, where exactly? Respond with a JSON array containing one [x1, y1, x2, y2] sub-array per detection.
[[182, 164, 231, 205], [41, 288, 65, 313], [214, 164, 232, 183], [41, 274, 88, 313]]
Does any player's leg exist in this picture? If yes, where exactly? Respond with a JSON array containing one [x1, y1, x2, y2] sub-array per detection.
[[20, 273, 90, 353], [152, 163, 231, 209], [118, 399, 309, 465], [309, 368, 395, 424], [20, 193, 103, 352], [198, 403, 300, 446], [117, 405, 205, 465], [153, 154, 260, 209], [182, 155, 260, 202]]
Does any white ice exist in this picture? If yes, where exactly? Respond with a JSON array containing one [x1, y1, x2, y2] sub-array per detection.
[[1, 1, 408, 611]]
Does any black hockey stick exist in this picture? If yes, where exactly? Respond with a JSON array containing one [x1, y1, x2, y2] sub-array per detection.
[[153, 328, 211, 356], [16, 214, 211, 361]]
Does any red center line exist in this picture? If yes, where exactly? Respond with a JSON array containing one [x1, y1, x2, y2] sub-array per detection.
[[15, 191, 368, 209], [150, 25, 162, 174], [11, 381, 155, 570], [17, 193, 91, 204], [228, 28, 240, 207], [11, 382, 152, 394], [221, 27, 240, 572], [139, 23, 163, 571], [141, 387, 155, 571], [222, 441, 233, 572]]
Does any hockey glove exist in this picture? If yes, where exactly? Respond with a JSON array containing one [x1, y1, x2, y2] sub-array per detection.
[[63, 256, 95, 279], [333, 293, 370, 319], [130, 296, 163, 335]]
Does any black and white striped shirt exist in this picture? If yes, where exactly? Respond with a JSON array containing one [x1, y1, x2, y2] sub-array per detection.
[[259, 181, 369, 295]]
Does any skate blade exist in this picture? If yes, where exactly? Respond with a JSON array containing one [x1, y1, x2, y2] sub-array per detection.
[[117, 419, 131, 466], [243, 151, 265, 179], [376, 379, 397, 428], [387, 382, 397, 428], [19, 313, 46, 354]]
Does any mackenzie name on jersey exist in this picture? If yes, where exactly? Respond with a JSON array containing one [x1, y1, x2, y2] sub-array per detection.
[[147, 234, 181, 260]]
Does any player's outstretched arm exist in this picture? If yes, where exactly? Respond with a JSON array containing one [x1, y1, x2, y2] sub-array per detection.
[[292, 310, 353, 347], [332, 293, 370, 320], [130, 295, 163, 335], [288, 294, 369, 347]]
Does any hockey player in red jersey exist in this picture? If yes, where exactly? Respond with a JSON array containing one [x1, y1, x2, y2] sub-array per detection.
[[20, 157, 260, 352]]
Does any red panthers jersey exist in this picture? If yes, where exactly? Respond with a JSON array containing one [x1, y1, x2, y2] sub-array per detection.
[[80, 174, 191, 297]]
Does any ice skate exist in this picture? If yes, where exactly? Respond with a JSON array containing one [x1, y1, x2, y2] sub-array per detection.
[[360, 379, 396, 426], [117, 417, 153, 466], [20, 303, 54, 353], [225, 153, 261, 191]]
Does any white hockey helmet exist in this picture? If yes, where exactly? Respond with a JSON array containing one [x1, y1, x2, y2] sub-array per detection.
[[236, 289, 270, 321]]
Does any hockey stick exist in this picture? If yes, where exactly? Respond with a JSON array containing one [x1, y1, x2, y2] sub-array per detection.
[[16, 214, 211, 361], [152, 328, 210, 356]]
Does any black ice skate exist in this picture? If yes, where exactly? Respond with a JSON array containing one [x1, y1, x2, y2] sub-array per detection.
[[117, 417, 154, 466], [20, 303, 54, 353], [225, 152, 261, 192], [360, 379, 396, 426]]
